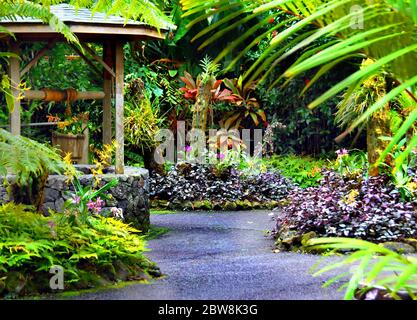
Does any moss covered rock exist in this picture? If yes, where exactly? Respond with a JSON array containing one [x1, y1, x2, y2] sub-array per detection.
[[151, 199, 169, 209], [403, 238, 417, 250], [222, 201, 238, 211], [301, 231, 318, 247], [193, 200, 213, 210], [275, 229, 302, 251], [379, 242, 416, 254]]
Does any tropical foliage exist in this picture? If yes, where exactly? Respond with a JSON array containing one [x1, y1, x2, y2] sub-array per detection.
[[0, 203, 157, 297], [265, 154, 326, 188], [0, 128, 69, 210], [0, 0, 173, 111], [276, 169, 417, 243], [124, 97, 164, 156], [222, 76, 267, 128], [1, 0, 417, 301], [308, 237, 417, 300], [180, 0, 417, 172]]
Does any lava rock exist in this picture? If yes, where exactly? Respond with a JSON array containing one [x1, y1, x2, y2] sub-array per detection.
[[379, 242, 416, 254]]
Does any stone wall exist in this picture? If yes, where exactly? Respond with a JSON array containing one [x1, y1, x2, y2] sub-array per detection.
[[0, 166, 150, 232]]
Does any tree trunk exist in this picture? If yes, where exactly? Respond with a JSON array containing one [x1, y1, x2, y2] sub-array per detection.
[[192, 82, 211, 132], [367, 104, 393, 176]]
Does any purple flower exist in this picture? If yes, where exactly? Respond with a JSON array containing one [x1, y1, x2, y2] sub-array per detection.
[[86, 197, 105, 213], [95, 197, 105, 208], [47, 220, 56, 229], [336, 148, 349, 156], [72, 195, 81, 204], [364, 289, 379, 300], [87, 200, 95, 210], [217, 153, 225, 160], [184, 145, 192, 152]]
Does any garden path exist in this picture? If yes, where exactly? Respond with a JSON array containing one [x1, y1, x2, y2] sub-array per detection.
[[72, 210, 344, 300]]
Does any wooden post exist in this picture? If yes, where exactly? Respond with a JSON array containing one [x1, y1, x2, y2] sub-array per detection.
[[8, 41, 21, 135], [80, 121, 89, 164], [103, 42, 113, 147], [115, 42, 124, 174]]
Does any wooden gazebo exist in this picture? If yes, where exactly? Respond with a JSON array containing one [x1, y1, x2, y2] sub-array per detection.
[[1, 4, 171, 173]]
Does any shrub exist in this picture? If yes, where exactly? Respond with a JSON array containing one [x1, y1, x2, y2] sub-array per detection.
[[265, 154, 327, 188], [0, 203, 158, 297], [276, 170, 417, 243], [0, 129, 69, 211], [149, 162, 293, 209], [124, 97, 163, 155]]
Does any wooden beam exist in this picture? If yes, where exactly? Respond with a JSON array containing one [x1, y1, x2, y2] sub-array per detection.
[[102, 41, 113, 146], [68, 43, 102, 78], [3, 24, 57, 34], [24, 90, 105, 101], [8, 41, 21, 135], [70, 25, 166, 39], [20, 41, 56, 76], [81, 42, 116, 78], [2, 24, 167, 41], [115, 42, 124, 174]]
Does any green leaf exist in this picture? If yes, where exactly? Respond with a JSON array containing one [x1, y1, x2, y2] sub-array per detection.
[[168, 69, 178, 77], [308, 43, 417, 110]]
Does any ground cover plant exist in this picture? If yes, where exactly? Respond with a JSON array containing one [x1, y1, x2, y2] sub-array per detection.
[[0, 203, 159, 298], [264, 154, 327, 188], [150, 160, 293, 210], [274, 149, 417, 253], [275, 170, 417, 243], [0, 131, 160, 298]]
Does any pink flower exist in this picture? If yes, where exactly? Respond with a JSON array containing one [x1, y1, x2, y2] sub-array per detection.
[[72, 195, 81, 204], [336, 149, 349, 156], [96, 197, 105, 208], [87, 200, 95, 210], [217, 153, 225, 160], [184, 145, 192, 152]]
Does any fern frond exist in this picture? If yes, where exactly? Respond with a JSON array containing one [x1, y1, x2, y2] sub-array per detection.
[[0, 129, 67, 186]]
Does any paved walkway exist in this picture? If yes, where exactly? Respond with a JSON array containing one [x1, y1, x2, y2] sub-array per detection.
[[73, 211, 344, 300]]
